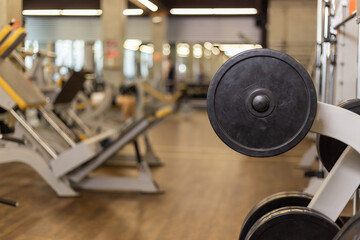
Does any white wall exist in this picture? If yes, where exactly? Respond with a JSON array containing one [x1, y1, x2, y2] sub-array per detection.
[[334, 17, 358, 103], [168, 17, 260, 43], [268, 0, 317, 67], [25, 17, 101, 41], [25, 16, 261, 43]]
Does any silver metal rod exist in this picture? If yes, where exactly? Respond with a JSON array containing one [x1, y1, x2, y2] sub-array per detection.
[[321, 0, 331, 103], [10, 109, 58, 159], [328, 61, 334, 104], [44, 107, 78, 141], [67, 109, 92, 136], [11, 51, 27, 70], [328, 0, 336, 105], [323, 1, 330, 41], [316, 0, 323, 44], [318, 0, 327, 173], [334, 11, 356, 29], [357, 24, 360, 98], [321, 42, 328, 102], [315, 0, 323, 98], [38, 107, 76, 147], [315, 45, 322, 98], [354, 188, 360, 215]]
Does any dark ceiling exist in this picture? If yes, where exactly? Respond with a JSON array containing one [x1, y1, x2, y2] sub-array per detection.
[[155, 0, 261, 10]]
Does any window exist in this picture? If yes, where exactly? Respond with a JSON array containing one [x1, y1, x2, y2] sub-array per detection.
[[124, 49, 136, 80], [54, 40, 84, 71]]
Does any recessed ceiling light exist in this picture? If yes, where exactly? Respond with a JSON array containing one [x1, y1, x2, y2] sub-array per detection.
[[170, 8, 257, 15], [22, 9, 103, 16], [61, 9, 102, 16], [23, 9, 146, 16], [123, 9, 144, 16], [124, 39, 143, 51], [22, 9, 62, 16]]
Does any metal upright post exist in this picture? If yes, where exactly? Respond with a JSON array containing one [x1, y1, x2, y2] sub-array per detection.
[[354, 0, 360, 216], [328, 0, 336, 105], [322, 0, 330, 103], [317, 0, 328, 174], [354, 189, 360, 215], [357, 0, 360, 98], [316, 0, 323, 98]]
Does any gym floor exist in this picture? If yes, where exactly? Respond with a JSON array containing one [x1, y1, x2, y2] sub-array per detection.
[[0, 109, 316, 239]]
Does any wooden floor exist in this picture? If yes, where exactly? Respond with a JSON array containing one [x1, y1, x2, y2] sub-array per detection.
[[0, 109, 315, 239]]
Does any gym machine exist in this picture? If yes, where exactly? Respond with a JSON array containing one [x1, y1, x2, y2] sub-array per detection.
[[68, 106, 171, 193], [207, 48, 360, 239], [19, 53, 167, 167], [0, 27, 108, 197], [51, 72, 166, 167], [0, 25, 166, 196]]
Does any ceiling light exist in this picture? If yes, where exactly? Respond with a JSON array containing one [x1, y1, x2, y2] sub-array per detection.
[[124, 39, 142, 51], [219, 44, 262, 51], [211, 47, 220, 55], [61, 9, 102, 16], [178, 63, 187, 73], [163, 43, 171, 56], [123, 9, 144, 16], [170, 8, 257, 15], [22, 9, 103, 16], [204, 42, 213, 50], [220, 44, 262, 57], [204, 49, 212, 58], [22, 9, 62, 16], [140, 45, 154, 54], [177, 43, 190, 57], [152, 16, 163, 23], [23, 9, 146, 17], [138, 0, 158, 12], [193, 44, 203, 59]]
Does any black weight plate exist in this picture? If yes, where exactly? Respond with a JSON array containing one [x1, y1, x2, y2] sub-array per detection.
[[317, 99, 360, 172], [246, 206, 340, 240], [334, 212, 360, 240], [207, 49, 317, 157], [239, 191, 312, 240]]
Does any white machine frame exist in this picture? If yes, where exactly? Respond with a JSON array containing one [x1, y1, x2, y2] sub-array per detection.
[[308, 102, 360, 221]]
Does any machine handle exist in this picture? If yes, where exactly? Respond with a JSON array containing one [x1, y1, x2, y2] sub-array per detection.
[[0, 134, 26, 144], [0, 198, 18, 207]]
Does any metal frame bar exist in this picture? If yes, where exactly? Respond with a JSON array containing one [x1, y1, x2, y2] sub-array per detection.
[[10, 109, 58, 159], [315, 0, 323, 97], [333, 11, 356, 29], [308, 102, 360, 221], [38, 107, 76, 147], [69, 118, 150, 182], [0, 147, 78, 197]]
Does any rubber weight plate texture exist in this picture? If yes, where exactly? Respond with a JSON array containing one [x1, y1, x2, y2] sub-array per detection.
[[239, 191, 313, 240], [317, 99, 360, 172], [246, 206, 339, 240], [207, 49, 317, 157]]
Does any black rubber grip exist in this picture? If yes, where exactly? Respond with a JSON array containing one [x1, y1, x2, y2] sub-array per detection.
[[0, 198, 18, 207], [1, 136, 25, 144]]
